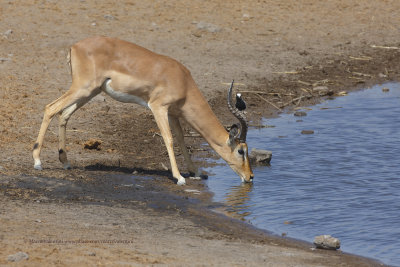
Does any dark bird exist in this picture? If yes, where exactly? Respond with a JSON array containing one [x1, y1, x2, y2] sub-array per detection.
[[235, 93, 246, 111]]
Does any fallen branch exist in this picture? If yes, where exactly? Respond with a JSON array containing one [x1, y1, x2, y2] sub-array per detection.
[[352, 71, 372, 77], [295, 93, 304, 107], [254, 93, 282, 111], [272, 71, 299, 74], [221, 82, 246, 86], [349, 56, 373, 61], [241, 91, 295, 97], [297, 80, 312, 86], [312, 79, 330, 87], [282, 95, 306, 108], [371, 45, 400, 50]]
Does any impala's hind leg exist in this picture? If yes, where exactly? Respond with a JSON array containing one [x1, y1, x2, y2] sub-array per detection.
[[32, 84, 100, 170]]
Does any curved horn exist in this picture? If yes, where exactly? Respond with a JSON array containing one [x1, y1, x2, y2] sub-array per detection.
[[227, 80, 248, 142]]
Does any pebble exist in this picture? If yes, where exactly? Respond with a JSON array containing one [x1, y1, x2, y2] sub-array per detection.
[[382, 87, 390, 92], [103, 14, 116, 20], [3, 29, 13, 36], [301, 130, 314, 135], [195, 21, 221, 33], [294, 111, 307, 117], [7, 252, 29, 262], [314, 235, 340, 250], [337, 91, 348, 96], [0, 58, 11, 63]]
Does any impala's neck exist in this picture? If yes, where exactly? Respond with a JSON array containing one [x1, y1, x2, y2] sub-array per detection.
[[181, 86, 229, 154]]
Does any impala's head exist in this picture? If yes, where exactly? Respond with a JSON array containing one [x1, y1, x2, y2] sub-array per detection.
[[226, 81, 254, 183]]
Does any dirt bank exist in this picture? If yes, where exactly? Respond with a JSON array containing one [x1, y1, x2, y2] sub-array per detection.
[[1, 0, 399, 265]]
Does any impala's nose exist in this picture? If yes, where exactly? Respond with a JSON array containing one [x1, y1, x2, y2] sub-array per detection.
[[248, 174, 254, 183]]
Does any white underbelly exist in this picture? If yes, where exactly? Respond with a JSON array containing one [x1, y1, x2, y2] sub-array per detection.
[[103, 79, 149, 108]]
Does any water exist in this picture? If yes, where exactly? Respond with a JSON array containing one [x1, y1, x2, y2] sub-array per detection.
[[206, 83, 400, 266]]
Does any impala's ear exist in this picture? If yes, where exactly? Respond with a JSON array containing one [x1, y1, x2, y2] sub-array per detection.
[[228, 124, 239, 146]]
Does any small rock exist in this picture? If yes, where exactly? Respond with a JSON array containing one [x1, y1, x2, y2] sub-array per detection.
[[314, 235, 340, 250], [337, 91, 348, 96], [0, 58, 11, 63], [88, 252, 96, 256], [7, 252, 29, 262], [195, 21, 221, 33], [378, 73, 387, 78], [104, 14, 116, 20], [294, 111, 307, 117], [382, 87, 390, 92], [35, 219, 42, 223], [192, 30, 202, 38], [301, 130, 314, 135], [249, 149, 272, 165], [3, 29, 13, 36], [83, 139, 102, 150]]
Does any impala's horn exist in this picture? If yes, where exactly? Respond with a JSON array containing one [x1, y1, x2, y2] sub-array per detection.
[[227, 80, 248, 142]]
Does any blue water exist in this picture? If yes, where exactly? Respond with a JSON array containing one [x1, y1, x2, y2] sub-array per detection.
[[206, 83, 400, 266]]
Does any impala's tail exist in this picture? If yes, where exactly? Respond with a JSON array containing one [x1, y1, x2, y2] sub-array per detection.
[[66, 48, 72, 76]]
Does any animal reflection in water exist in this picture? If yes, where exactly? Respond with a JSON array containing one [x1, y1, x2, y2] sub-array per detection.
[[223, 183, 254, 221]]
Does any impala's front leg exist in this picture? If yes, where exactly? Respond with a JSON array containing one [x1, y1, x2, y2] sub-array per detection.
[[169, 116, 200, 178], [150, 105, 186, 185]]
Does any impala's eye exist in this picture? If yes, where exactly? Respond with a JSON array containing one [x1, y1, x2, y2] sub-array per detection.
[[238, 149, 244, 155]]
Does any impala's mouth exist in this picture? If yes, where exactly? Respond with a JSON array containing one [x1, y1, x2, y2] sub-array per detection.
[[239, 174, 253, 183]]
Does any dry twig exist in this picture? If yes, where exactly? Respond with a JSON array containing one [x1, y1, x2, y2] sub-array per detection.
[[371, 45, 400, 50], [254, 93, 282, 111]]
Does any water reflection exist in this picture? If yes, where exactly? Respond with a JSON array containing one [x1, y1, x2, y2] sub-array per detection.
[[223, 183, 254, 221]]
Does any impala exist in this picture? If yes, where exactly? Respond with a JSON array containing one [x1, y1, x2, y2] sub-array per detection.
[[32, 36, 254, 185]]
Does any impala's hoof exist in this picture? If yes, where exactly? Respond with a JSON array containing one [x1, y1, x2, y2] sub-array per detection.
[[177, 178, 186, 186], [63, 163, 72, 170], [34, 164, 42, 171]]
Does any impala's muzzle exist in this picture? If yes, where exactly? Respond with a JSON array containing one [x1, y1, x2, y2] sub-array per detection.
[[244, 173, 254, 183]]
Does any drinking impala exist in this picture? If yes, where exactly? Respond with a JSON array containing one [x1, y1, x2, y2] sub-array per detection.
[[32, 36, 254, 185]]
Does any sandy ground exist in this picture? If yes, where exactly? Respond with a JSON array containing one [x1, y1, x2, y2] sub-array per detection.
[[1, 0, 400, 265]]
